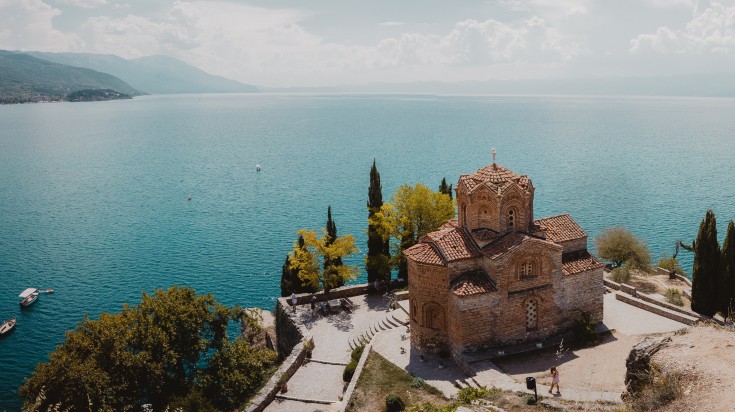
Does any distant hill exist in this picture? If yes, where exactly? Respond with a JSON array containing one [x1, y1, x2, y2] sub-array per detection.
[[29, 52, 259, 95], [0, 50, 140, 103]]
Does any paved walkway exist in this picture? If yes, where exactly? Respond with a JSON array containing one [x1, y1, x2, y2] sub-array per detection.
[[265, 290, 690, 410]]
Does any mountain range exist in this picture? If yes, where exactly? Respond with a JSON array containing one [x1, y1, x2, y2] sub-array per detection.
[[28, 52, 258, 95]]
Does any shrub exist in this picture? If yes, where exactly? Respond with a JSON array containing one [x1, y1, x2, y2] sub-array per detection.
[[410, 377, 425, 388], [596, 227, 651, 271], [574, 311, 600, 346], [343, 359, 358, 382], [385, 394, 405, 412], [351, 345, 364, 361], [457, 386, 490, 404], [628, 366, 682, 411], [665, 288, 684, 306], [611, 266, 632, 284], [658, 255, 685, 276], [524, 393, 538, 405]]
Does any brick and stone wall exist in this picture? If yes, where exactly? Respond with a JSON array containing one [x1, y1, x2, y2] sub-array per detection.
[[555, 267, 604, 327]]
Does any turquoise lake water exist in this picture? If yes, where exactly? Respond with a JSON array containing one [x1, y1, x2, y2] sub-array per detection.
[[1, 94, 735, 408]]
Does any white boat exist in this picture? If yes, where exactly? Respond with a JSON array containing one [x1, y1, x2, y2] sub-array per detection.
[[256, 163, 261, 171], [19, 288, 39, 307], [0, 318, 16, 337]]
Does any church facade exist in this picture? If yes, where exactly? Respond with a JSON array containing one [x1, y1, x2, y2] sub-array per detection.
[[404, 162, 604, 357]]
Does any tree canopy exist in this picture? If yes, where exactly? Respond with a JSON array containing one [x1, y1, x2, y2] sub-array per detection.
[[594, 227, 651, 270], [19, 286, 276, 412], [689, 210, 720, 316], [290, 228, 359, 291], [369, 183, 455, 278]]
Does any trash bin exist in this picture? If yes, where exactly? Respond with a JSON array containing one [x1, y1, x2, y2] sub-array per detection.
[[526, 376, 536, 390]]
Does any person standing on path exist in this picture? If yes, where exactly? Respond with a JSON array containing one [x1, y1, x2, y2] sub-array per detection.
[[310, 294, 317, 316], [291, 292, 297, 313], [549, 366, 560, 395]]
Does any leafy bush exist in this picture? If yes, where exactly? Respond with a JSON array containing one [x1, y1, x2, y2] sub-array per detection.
[[523, 393, 538, 405], [596, 227, 651, 271], [351, 345, 365, 361], [665, 288, 684, 306], [385, 394, 405, 412], [658, 255, 685, 276], [343, 359, 358, 382], [410, 377, 425, 388], [611, 266, 632, 284], [405, 403, 456, 412], [574, 311, 600, 346], [457, 386, 491, 404]]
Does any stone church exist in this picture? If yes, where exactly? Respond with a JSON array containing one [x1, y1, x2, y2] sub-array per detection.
[[405, 162, 604, 358]]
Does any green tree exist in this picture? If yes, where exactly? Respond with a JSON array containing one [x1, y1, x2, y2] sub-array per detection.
[[366, 160, 391, 283], [325, 206, 345, 288], [290, 228, 359, 291], [720, 220, 735, 316], [689, 210, 720, 316], [369, 183, 455, 280], [594, 227, 651, 271], [281, 235, 316, 296], [19, 287, 275, 411], [281, 255, 293, 297], [439, 177, 453, 200]]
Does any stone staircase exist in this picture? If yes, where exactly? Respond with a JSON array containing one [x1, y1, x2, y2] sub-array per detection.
[[348, 310, 409, 350]]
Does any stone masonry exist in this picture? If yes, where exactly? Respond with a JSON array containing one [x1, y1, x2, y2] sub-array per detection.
[[405, 163, 604, 360]]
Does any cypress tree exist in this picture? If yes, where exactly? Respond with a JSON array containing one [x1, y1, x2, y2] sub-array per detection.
[[280, 255, 292, 297], [366, 160, 390, 283], [691, 209, 720, 316], [439, 177, 453, 200], [720, 220, 735, 317], [325, 206, 344, 288]]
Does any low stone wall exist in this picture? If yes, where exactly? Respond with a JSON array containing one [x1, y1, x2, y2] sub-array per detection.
[[615, 294, 696, 325], [395, 290, 409, 301], [604, 278, 622, 290], [337, 341, 373, 412], [244, 337, 309, 412], [636, 291, 703, 319], [275, 298, 304, 358], [655, 267, 692, 286], [287, 281, 406, 306]]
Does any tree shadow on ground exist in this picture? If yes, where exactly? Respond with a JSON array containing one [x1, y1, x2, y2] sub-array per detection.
[[364, 293, 392, 311]]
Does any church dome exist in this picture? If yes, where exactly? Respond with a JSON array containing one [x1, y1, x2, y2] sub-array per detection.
[[458, 163, 532, 193]]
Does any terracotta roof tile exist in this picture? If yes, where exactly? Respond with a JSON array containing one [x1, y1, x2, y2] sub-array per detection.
[[458, 163, 532, 194], [471, 227, 499, 242], [481, 232, 529, 259], [404, 243, 444, 266], [562, 250, 604, 276], [427, 226, 481, 262], [534, 214, 587, 243], [450, 269, 497, 296]]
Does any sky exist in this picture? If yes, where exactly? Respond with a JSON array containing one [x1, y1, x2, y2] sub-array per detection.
[[1, 0, 735, 86]]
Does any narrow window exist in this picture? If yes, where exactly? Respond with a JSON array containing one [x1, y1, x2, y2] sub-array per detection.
[[508, 209, 515, 229], [525, 300, 538, 330]]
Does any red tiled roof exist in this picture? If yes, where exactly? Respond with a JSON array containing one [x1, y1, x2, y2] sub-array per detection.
[[481, 232, 529, 259], [450, 269, 497, 296], [534, 214, 587, 243], [471, 227, 499, 242], [562, 250, 604, 276], [427, 226, 481, 262], [404, 243, 444, 266], [458, 163, 532, 194]]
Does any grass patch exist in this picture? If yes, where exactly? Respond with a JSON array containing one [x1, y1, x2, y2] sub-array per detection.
[[627, 363, 682, 411], [664, 288, 684, 306], [346, 351, 452, 412]]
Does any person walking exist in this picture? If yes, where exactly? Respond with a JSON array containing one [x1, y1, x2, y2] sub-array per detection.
[[310, 294, 317, 316], [291, 292, 297, 313], [549, 366, 560, 395]]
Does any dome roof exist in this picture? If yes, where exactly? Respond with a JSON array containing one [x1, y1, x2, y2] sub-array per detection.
[[457, 163, 532, 194]]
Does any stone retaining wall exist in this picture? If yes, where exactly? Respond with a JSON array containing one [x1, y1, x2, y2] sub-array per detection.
[[286, 282, 407, 306], [337, 341, 373, 412], [244, 337, 309, 412], [275, 298, 303, 358], [615, 294, 696, 325]]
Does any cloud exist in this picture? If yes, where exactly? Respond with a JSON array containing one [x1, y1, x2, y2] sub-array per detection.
[[379, 21, 405, 26], [631, 1, 735, 54], [0, 0, 83, 51], [55, 0, 108, 8]]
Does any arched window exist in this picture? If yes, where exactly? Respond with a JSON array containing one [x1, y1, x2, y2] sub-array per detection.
[[525, 299, 538, 330], [519, 261, 535, 277], [424, 302, 445, 330], [508, 209, 515, 229]]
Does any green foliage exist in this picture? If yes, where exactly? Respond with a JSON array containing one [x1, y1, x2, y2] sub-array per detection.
[[166, 389, 218, 412], [385, 394, 405, 412], [610, 266, 632, 284], [66, 89, 131, 102], [367, 160, 391, 283], [343, 359, 358, 382], [351, 345, 365, 361], [657, 254, 685, 277], [574, 311, 600, 346], [18, 286, 275, 412], [290, 227, 359, 292], [438, 178, 453, 200], [456, 386, 490, 404], [523, 394, 538, 405], [405, 403, 457, 412], [595, 227, 651, 271], [720, 220, 735, 316], [325, 206, 345, 288], [664, 289, 684, 306], [691, 210, 720, 316], [369, 183, 455, 279], [410, 377, 425, 388]]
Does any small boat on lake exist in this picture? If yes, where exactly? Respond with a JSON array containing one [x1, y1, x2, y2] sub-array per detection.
[[256, 163, 261, 171], [19, 288, 40, 307], [0, 318, 16, 337]]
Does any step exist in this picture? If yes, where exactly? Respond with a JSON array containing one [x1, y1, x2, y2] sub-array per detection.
[[392, 314, 409, 326], [383, 316, 399, 328], [274, 394, 338, 405]]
